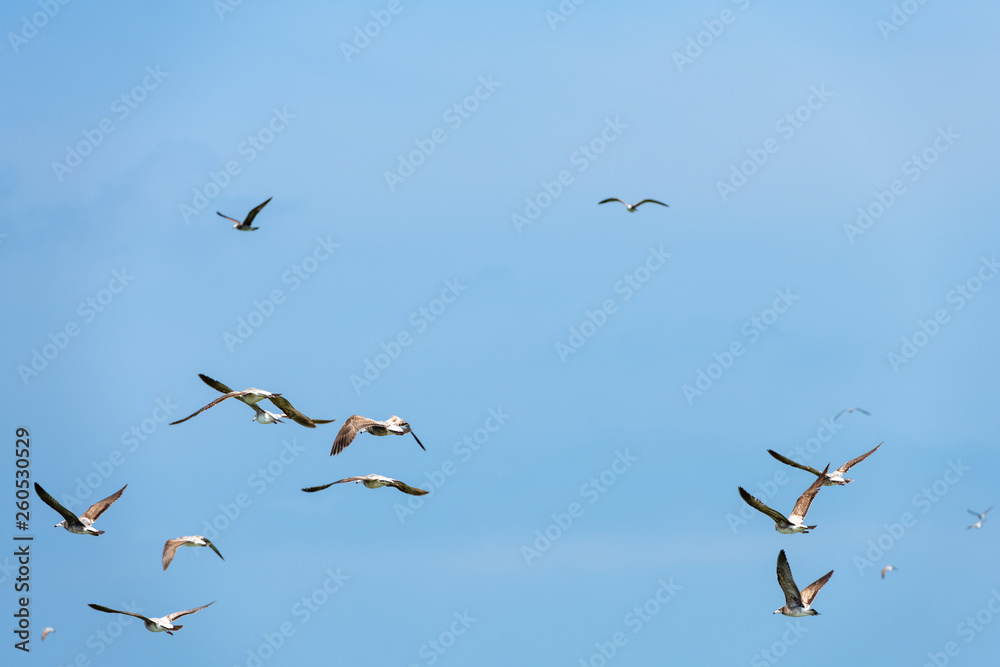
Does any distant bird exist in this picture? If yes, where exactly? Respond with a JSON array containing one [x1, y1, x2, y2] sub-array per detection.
[[330, 415, 425, 457], [41, 627, 55, 641], [217, 197, 271, 231], [774, 549, 833, 616], [598, 198, 669, 212], [881, 565, 897, 579], [303, 474, 429, 496], [833, 407, 871, 420], [967, 507, 992, 529], [170, 374, 334, 428], [162, 536, 224, 571], [767, 443, 882, 486], [88, 602, 214, 635], [34, 483, 126, 536], [738, 465, 829, 534]]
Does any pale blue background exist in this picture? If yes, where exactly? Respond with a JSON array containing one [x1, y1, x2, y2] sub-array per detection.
[[2, 1, 999, 665]]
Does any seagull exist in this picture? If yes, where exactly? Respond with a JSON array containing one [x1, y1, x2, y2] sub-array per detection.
[[967, 507, 992, 529], [881, 565, 897, 579], [598, 198, 669, 212], [774, 550, 833, 616], [41, 627, 55, 641], [170, 374, 334, 428], [767, 443, 882, 486], [162, 536, 224, 571], [34, 483, 126, 536], [738, 465, 829, 534], [217, 197, 271, 231], [833, 407, 871, 420], [330, 415, 425, 457], [303, 474, 429, 496], [88, 601, 214, 635]]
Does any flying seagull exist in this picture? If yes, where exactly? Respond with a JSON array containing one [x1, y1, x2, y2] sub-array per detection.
[[330, 415, 425, 457], [598, 198, 669, 212], [88, 602, 214, 635], [217, 197, 271, 231], [967, 507, 992, 529], [881, 565, 897, 579], [738, 465, 829, 534], [774, 549, 833, 616], [162, 536, 224, 571], [833, 407, 871, 420], [303, 474, 429, 496], [170, 374, 334, 428], [767, 443, 882, 486], [34, 483, 127, 536], [41, 627, 55, 641]]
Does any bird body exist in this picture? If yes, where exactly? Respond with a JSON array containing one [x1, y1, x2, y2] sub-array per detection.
[[881, 565, 896, 579], [598, 198, 669, 212], [330, 415, 425, 456], [303, 474, 428, 496], [738, 465, 828, 534], [171, 374, 333, 428], [217, 197, 271, 231], [833, 407, 871, 420], [88, 602, 214, 635], [774, 550, 832, 616], [162, 536, 224, 571], [967, 507, 992, 529], [34, 483, 126, 536]]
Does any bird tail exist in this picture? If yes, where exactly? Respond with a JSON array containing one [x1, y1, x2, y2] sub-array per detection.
[[90, 529, 105, 536], [805, 524, 817, 532]]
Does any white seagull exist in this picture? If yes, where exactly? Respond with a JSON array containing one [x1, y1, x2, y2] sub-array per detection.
[[162, 536, 224, 571], [833, 407, 871, 420], [303, 474, 428, 496], [88, 601, 214, 635], [34, 483, 126, 536], [881, 565, 897, 579], [217, 197, 271, 231], [767, 443, 882, 486], [170, 374, 334, 428], [330, 415, 425, 457], [598, 198, 669, 212], [738, 465, 829, 534], [967, 507, 992, 529], [41, 627, 55, 641], [774, 550, 833, 616]]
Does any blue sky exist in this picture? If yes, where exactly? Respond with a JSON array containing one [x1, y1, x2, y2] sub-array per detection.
[[3, 1, 999, 665]]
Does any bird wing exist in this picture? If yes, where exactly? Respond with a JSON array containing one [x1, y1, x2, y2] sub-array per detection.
[[634, 199, 669, 208], [330, 416, 377, 456], [162, 539, 185, 571], [242, 197, 272, 227], [854, 408, 871, 415], [598, 198, 627, 206], [984, 507, 994, 516], [169, 391, 256, 425], [776, 550, 802, 607], [204, 537, 224, 561], [738, 487, 788, 525], [310, 418, 336, 424], [766, 449, 823, 477], [302, 482, 340, 492], [164, 601, 215, 623], [216, 212, 242, 224], [789, 465, 828, 523], [34, 482, 83, 526], [837, 442, 883, 475], [410, 431, 426, 451], [968, 509, 984, 518], [800, 570, 834, 606], [41, 628, 54, 640], [266, 395, 317, 428], [198, 374, 235, 395], [82, 484, 127, 521], [387, 478, 429, 496], [832, 409, 847, 420], [88, 604, 153, 625]]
